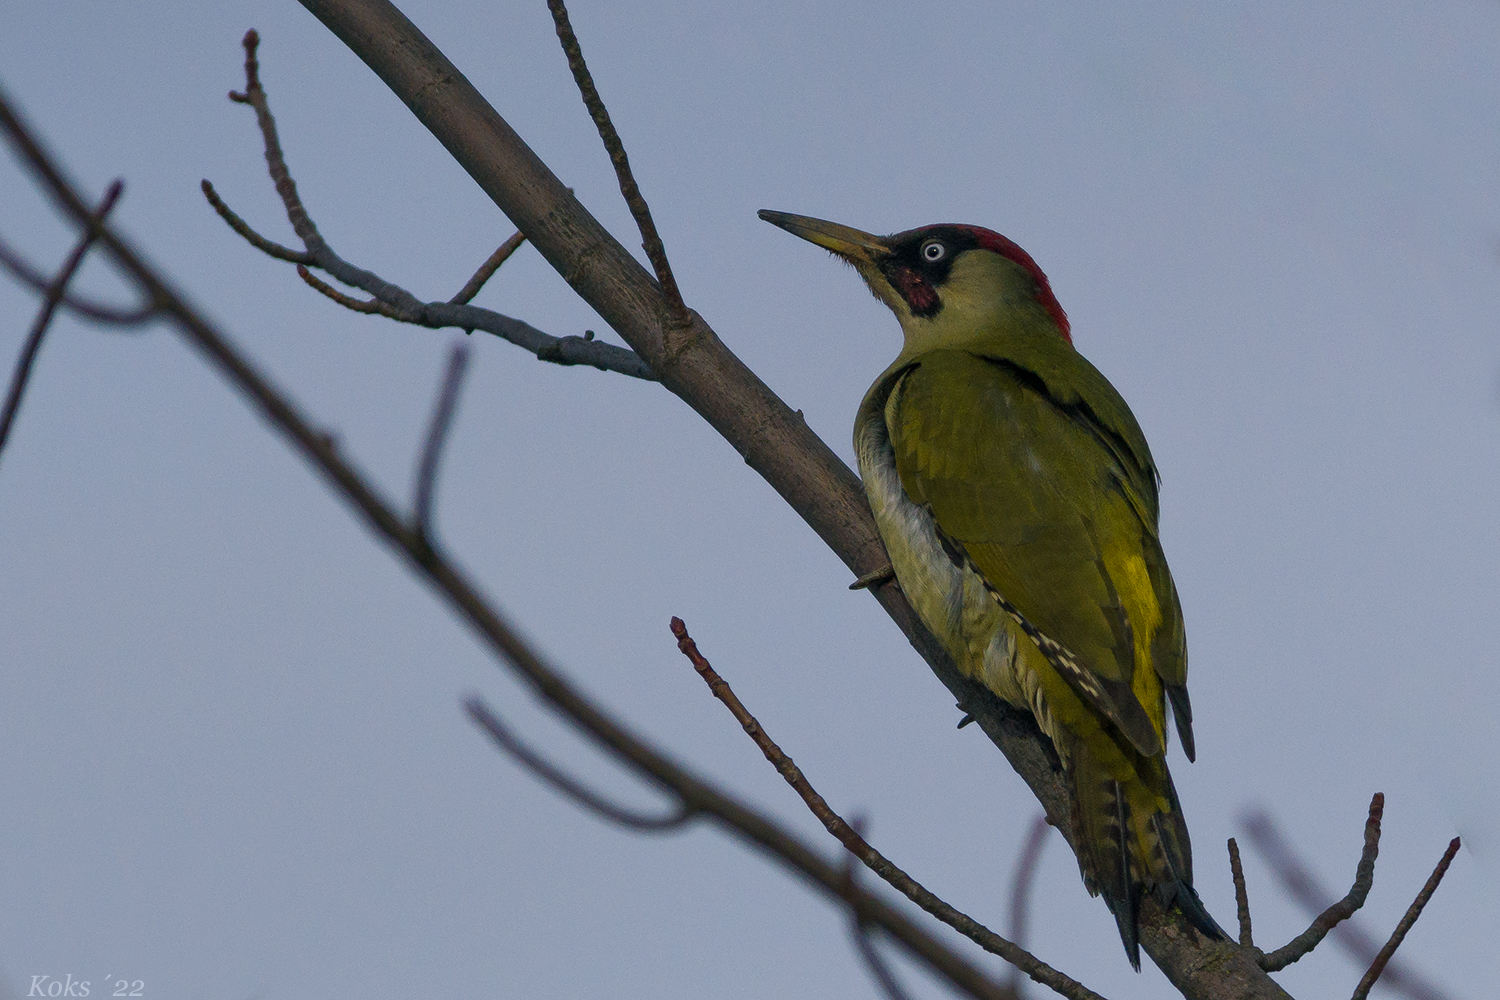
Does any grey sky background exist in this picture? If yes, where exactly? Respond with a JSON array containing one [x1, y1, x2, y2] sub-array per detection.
[[2, 2, 1497, 998]]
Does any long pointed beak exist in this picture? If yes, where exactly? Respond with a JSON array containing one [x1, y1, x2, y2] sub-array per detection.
[[758, 210, 890, 264]]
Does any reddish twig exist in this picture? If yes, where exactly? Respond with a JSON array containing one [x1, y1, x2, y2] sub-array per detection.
[[1350, 838, 1461, 1000], [0, 180, 125, 462], [544, 0, 688, 324], [671, 616, 1101, 1000], [1007, 814, 1052, 998], [296, 264, 402, 317], [1243, 800, 1451, 999], [450, 231, 526, 306], [1228, 837, 1254, 949], [1258, 794, 1383, 971]]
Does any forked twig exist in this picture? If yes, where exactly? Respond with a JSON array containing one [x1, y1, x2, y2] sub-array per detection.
[[1, 180, 126, 462], [207, 30, 652, 380], [1257, 794, 1383, 971], [1350, 838, 1460, 1000], [671, 617, 1099, 1000], [545, 0, 688, 324], [1242, 801, 1452, 999]]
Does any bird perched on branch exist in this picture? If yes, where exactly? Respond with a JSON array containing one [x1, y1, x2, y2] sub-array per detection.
[[760, 210, 1223, 967]]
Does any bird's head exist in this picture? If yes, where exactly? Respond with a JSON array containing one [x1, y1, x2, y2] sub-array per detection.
[[759, 210, 1070, 354]]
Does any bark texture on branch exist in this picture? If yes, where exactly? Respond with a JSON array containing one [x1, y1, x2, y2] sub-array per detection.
[[293, 2, 1286, 996]]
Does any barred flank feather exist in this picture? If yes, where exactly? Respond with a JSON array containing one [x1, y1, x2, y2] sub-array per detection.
[[1069, 741, 1225, 968]]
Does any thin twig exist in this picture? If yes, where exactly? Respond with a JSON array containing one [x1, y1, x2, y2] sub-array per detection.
[[544, 0, 688, 323], [1259, 793, 1383, 971], [1244, 800, 1452, 998], [200, 179, 312, 264], [1228, 837, 1254, 949], [450, 231, 526, 305], [0, 86, 1023, 1000], [413, 342, 470, 535], [1350, 838, 1460, 1000], [0, 237, 155, 325], [465, 696, 693, 832], [208, 31, 653, 379], [296, 264, 402, 317], [1007, 814, 1052, 998], [670, 617, 1099, 1000], [0, 180, 124, 462]]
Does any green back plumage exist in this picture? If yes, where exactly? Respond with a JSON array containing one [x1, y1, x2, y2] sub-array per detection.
[[881, 334, 1191, 760]]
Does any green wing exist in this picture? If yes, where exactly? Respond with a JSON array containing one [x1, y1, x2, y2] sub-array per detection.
[[884, 346, 1193, 758]]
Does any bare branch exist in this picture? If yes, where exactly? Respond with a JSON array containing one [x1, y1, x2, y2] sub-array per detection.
[[1243, 803, 1454, 1000], [200, 178, 313, 264], [0, 89, 1024, 1000], [413, 341, 469, 535], [1228, 837, 1254, 949], [0, 237, 155, 325], [296, 263, 403, 317], [450, 231, 526, 305], [1007, 814, 1052, 999], [1, 180, 125, 462], [1259, 794, 1383, 971], [670, 616, 1101, 1000], [1350, 838, 1460, 1000], [544, 0, 688, 324], [207, 31, 654, 380], [465, 696, 693, 832]]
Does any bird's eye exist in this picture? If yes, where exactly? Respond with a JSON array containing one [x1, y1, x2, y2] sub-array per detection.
[[921, 240, 947, 262]]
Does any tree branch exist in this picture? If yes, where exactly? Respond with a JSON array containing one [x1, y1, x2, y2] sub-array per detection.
[[465, 696, 694, 832], [544, 0, 687, 324], [205, 31, 654, 380], [285, 3, 1281, 994], [449, 231, 526, 305], [1242, 803, 1455, 1000], [0, 180, 126, 462], [1350, 838, 1460, 1000], [1228, 838, 1254, 949], [412, 341, 469, 535], [1258, 794, 1383, 972], [672, 617, 1101, 1000], [0, 86, 1024, 1000]]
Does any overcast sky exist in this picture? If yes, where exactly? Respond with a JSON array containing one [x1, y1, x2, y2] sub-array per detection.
[[3, 3, 1498, 999]]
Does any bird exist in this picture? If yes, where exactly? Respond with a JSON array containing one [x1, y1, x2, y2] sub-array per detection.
[[759, 209, 1224, 967]]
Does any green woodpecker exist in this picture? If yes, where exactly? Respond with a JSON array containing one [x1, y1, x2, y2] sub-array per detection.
[[760, 210, 1223, 966]]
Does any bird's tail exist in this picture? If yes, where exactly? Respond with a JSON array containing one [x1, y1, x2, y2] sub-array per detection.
[[1068, 742, 1226, 969]]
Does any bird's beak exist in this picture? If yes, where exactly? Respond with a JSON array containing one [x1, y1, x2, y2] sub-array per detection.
[[758, 210, 890, 264]]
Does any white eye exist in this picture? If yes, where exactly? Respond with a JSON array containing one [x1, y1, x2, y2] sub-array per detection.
[[921, 240, 947, 262]]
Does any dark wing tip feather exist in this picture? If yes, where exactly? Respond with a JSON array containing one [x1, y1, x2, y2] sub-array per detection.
[[1166, 684, 1195, 762]]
